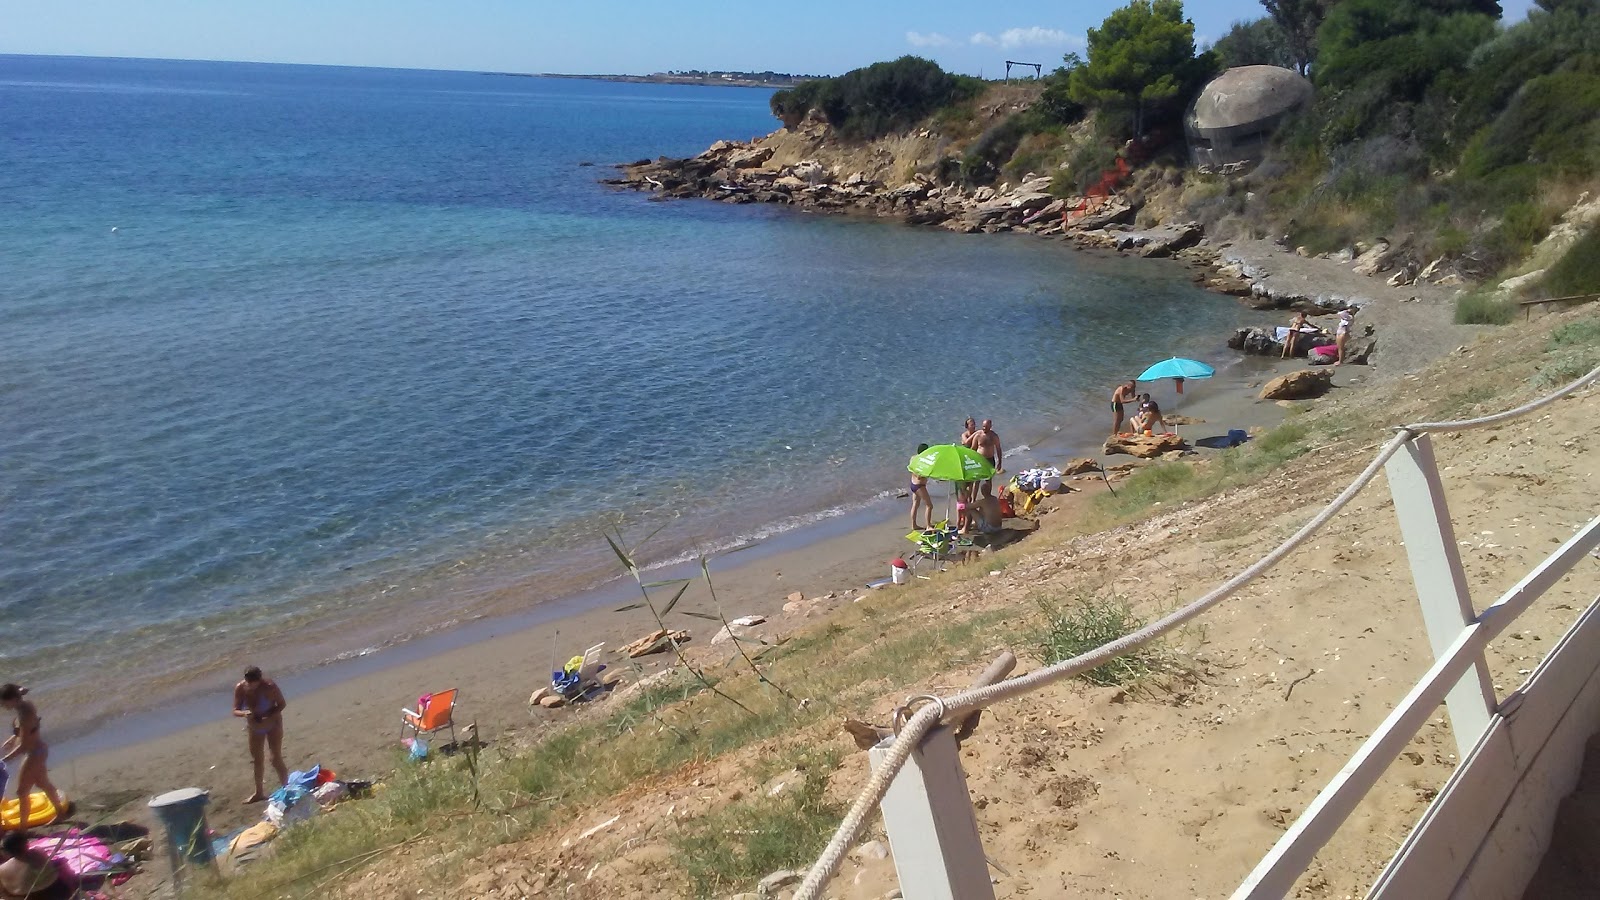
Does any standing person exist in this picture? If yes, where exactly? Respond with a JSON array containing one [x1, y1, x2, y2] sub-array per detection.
[[1334, 305, 1357, 366], [0, 685, 68, 830], [971, 419, 1003, 484], [1281, 310, 1311, 359], [1110, 380, 1137, 434], [233, 667, 289, 803], [958, 418, 979, 504], [908, 443, 934, 530]]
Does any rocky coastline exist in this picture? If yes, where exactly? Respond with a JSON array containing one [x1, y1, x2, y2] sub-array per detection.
[[604, 131, 1478, 368]]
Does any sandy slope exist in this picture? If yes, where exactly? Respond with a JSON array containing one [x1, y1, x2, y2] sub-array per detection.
[[333, 305, 1596, 900]]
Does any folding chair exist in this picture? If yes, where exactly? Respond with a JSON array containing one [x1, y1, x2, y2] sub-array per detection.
[[400, 687, 458, 746]]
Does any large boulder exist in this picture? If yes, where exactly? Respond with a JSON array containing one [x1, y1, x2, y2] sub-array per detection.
[[1104, 433, 1189, 459], [728, 146, 774, 169], [1062, 457, 1102, 476], [1259, 369, 1333, 400]]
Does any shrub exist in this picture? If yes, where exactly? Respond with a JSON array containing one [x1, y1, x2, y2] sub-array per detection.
[[1455, 289, 1518, 324], [1549, 316, 1600, 350], [768, 57, 983, 140], [1540, 227, 1600, 299], [1034, 595, 1166, 687]]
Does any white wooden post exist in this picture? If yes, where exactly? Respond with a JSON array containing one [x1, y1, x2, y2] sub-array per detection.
[[872, 726, 996, 900], [1385, 433, 1495, 759]]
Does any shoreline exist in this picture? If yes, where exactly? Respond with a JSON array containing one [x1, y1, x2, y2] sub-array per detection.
[[41, 131, 1466, 850], [56, 360, 1292, 838], [35, 219, 1266, 748]]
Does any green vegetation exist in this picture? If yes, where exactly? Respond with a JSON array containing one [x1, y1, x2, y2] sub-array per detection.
[[1213, 17, 1296, 69], [1541, 227, 1600, 298], [770, 56, 983, 140], [671, 746, 843, 898], [1034, 594, 1168, 686], [1455, 289, 1519, 325], [1270, 0, 1600, 281], [1068, 0, 1218, 139], [1534, 313, 1600, 387]]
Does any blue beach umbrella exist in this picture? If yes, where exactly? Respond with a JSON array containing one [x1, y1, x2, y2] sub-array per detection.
[[1137, 357, 1215, 382]]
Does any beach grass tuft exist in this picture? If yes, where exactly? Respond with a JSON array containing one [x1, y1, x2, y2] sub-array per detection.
[[1455, 289, 1518, 325], [670, 745, 843, 898], [1033, 594, 1166, 687]]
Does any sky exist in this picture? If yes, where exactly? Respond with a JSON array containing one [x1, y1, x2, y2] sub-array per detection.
[[2, 0, 1538, 77]]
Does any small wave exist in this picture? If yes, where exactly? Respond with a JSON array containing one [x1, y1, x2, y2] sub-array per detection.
[[641, 489, 901, 570]]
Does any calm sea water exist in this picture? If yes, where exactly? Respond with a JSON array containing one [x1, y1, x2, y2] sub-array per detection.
[[1, 55, 1249, 726]]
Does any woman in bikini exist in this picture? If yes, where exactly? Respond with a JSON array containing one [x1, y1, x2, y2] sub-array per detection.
[[908, 443, 935, 530], [233, 667, 289, 803], [0, 685, 69, 829], [1281, 311, 1312, 359]]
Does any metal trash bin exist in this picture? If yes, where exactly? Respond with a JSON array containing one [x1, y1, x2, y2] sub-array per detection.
[[148, 787, 214, 878]]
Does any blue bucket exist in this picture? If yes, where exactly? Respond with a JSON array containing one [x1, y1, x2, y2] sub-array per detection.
[[148, 788, 214, 875]]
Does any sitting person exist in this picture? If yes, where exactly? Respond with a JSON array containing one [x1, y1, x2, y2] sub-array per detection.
[[1130, 394, 1168, 434], [0, 831, 72, 900], [969, 482, 1004, 534]]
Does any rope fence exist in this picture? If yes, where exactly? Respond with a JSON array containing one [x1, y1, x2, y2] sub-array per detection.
[[794, 362, 1600, 900]]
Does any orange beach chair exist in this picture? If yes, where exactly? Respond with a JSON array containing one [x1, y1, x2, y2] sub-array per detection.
[[400, 688, 458, 746]]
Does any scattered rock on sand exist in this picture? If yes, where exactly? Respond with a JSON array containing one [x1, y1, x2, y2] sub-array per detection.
[[1259, 369, 1334, 400], [1062, 457, 1101, 476], [758, 869, 802, 897], [620, 628, 691, 658], [1103, 433, 1189, 459]]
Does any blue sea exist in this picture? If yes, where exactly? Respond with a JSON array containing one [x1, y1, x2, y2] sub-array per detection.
[[1, 55, 1251, 728]]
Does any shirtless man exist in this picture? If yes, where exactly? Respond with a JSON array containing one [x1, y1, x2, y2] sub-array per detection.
[[0, 685, 67, 831], [1110, 380, 1137, 434], [0, 831, 70, 900], [233, 667, 289, 803], [971, 419, 1003, 483], [970, 481, 1004, 534]]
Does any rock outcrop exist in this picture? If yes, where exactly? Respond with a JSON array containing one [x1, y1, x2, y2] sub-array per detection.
[[1104, 433, 1189, 458], [607, 139, 1165, 243], [1259, 369, 1334, 400]]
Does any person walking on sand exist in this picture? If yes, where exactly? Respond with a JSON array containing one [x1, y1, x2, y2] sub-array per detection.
[[233, 667, 289, 803], [1110, 380, 1137, 434], [971, 419, 1003, 484], [908, 443, 935, 530], [1335, 305, 1357, 366], [0, 685, 69, 830]]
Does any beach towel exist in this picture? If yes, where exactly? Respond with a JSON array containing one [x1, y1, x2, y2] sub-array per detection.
[[28, 829, 123, 879]]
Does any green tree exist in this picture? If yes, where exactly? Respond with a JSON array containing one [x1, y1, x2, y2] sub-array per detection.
[[1262, 0, 1330, 75], [1068, 0, 1219, 138], [769, 57, 983, 139], [1213, 18, 1296, 68]]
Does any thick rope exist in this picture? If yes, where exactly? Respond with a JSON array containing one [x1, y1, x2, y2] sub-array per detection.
[[1401, 363, 1600, 433], [794, 362, 1600, 900]]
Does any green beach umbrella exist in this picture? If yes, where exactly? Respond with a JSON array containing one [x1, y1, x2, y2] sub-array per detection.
[[908, 443, 996, 483]]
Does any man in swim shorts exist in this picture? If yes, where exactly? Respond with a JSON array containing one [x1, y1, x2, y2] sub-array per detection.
[[1110, 380, 1137, 434], [971, 419, 1003, 485], [233, 667, 289, 804], [0, 685, 68, 831]]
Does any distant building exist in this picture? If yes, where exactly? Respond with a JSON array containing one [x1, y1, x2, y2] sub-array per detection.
[[1186, 65, 1312, 172]]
